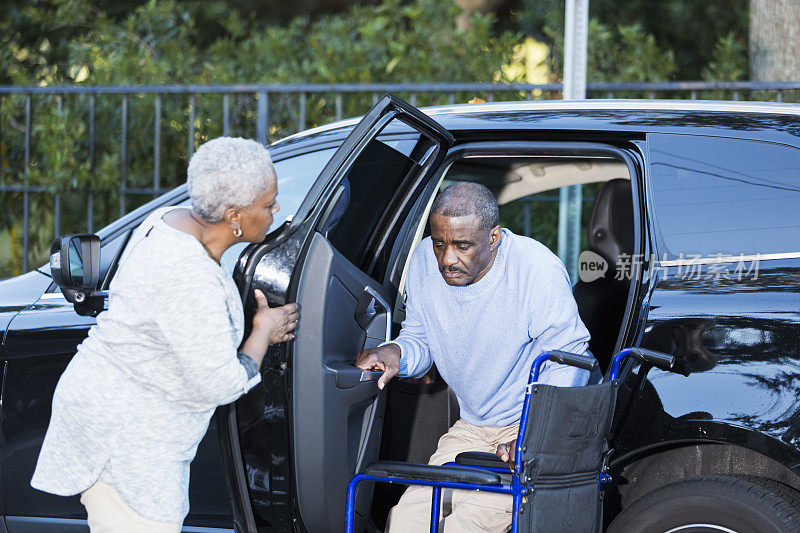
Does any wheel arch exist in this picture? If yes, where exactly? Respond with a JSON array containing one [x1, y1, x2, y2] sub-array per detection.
[[609, 441, 800, 515]]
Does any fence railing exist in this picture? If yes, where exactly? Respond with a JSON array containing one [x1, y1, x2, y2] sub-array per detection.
[[2, 80, 800, 278]]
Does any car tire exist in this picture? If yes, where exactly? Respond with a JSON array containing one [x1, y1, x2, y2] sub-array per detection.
[[607, 475, 800, 533]]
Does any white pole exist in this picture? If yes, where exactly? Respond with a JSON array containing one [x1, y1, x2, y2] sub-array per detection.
[[563, 0, 589, 100], [559, 0, 589, 283]]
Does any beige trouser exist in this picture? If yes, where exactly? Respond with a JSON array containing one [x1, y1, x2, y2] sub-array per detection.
[[386, 419, 518, 533], [80, 480, 182, 533]]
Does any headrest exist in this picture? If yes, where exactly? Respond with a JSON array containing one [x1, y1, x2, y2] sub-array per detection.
[[587, 179, 633, 273]]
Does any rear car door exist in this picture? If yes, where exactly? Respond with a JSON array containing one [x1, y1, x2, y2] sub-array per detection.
[[229, 95, 453, 532], [621, 133, 800, 457]]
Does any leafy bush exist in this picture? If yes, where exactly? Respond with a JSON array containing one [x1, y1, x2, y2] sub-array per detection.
[[0, 0, 521, 276], [0, 0, 752, 277], [518, 0, 747, 82]]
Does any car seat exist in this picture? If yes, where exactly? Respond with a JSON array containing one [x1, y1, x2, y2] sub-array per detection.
[[572, 178, 634, 370]]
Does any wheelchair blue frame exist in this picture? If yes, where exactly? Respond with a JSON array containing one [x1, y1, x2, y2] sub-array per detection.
[[344, 348, 637, 533]]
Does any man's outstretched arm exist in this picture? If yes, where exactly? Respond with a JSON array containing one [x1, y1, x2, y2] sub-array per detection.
[[355, 301, 433, 389]]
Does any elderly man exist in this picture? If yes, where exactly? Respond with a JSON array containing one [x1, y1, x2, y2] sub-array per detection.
[[356, 182, 591, 532]]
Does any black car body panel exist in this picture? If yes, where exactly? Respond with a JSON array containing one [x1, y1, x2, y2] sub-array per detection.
[[4, 100, 800, 531], [621, 260, 800, 466], [0, 271, 52, 331]]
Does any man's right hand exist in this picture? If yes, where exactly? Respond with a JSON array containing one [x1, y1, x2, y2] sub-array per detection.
[[355, 343, 401, 390]]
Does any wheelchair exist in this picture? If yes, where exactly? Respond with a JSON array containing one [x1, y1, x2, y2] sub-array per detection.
[[345, 347, 691, 533]]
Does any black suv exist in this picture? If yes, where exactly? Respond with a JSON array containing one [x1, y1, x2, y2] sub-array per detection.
[[2, 96, 800, 532]]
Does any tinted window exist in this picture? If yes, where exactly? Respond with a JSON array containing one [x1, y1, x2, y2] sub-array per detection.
[[647, 134, 800, 258], [325, 135, 435, 266]]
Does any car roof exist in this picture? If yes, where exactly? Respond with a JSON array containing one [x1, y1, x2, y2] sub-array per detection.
[[432, 98, 800, 115], [272, 99, 800, 152], [99, 98, 800, 247]]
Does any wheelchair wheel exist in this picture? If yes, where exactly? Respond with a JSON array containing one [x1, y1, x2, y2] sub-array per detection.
[[607, 475, 800, 533]]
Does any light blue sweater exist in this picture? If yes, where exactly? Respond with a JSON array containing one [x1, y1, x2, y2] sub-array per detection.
[[390, 229, 591, 427]]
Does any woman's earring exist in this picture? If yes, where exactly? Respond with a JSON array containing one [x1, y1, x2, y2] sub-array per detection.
[[233, 225, 243, 238]]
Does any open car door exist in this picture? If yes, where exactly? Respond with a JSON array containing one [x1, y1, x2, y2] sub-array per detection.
[[291, 95, 453, 532], [227, 95, 454, 532]]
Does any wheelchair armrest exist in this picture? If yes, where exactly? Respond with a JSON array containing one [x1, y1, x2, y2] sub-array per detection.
[[455, 451, 507, 469], [364, 461, 501, 485]]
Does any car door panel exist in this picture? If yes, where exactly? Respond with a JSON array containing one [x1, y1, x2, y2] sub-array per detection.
[[292, 233, 390, 532], [228, 95, 453, 531], [614, 134, 800, 461]]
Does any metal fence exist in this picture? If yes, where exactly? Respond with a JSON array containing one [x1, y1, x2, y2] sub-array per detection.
[[2, 80, 800, 277]]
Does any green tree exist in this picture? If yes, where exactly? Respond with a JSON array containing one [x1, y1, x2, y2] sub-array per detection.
[[0, 0, 520, 276], [517, 0, 748, 81]]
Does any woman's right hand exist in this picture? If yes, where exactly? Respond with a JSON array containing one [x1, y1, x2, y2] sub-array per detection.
[[252, 289, 300, 344]]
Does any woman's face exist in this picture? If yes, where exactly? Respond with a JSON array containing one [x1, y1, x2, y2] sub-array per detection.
[[240, 182, 280, 243]]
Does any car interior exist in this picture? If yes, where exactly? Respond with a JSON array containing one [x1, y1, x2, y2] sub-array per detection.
[[372, 152, 635, 527]]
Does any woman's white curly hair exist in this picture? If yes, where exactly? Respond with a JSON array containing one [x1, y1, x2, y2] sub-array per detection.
[[187, 137, 276, 223]]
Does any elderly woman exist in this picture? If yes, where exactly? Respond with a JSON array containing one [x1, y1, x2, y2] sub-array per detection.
[[31, 137, 298, 532]]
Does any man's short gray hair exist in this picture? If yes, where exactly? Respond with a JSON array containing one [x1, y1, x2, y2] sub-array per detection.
[[431, 182, 499, 230], [187, 137, 276, 223]]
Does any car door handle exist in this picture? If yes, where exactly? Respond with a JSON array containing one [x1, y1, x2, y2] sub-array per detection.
[[327, 361, 382, 388], [363, 299, 378, 318], [359, 369, 382, 382]]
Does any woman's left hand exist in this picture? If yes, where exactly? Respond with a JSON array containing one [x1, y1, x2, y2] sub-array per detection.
[[252, 289, 300, 344]]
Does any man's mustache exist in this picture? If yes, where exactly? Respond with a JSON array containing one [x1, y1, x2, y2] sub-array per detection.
[[441, 266, 465, 274]]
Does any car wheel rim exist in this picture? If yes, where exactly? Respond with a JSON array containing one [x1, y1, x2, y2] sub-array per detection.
[[664, 525, 739, 533]]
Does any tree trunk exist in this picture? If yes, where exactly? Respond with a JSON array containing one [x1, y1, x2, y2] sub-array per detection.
[[749, 0, 800, 80]]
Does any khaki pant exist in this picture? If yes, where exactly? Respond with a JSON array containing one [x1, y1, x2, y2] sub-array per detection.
[[386, 419, 518, 533], [80, 480, 182, 533]]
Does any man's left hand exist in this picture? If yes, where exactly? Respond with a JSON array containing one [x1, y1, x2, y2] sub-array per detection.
[[496, 439, 516, 465]]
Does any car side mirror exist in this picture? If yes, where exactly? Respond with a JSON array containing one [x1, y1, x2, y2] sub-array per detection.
[[50, 234, 106, 315]]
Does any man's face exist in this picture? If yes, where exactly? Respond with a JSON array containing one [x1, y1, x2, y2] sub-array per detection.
[[430, 212, 500, 286]]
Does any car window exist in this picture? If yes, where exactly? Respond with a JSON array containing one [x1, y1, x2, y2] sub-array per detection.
[[647, 134, 800, 258], [323, 134, 433, 269]]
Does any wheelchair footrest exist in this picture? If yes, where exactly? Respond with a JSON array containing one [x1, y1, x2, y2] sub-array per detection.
[[455, 451, 507, 469], [364, 461, 502, 485]]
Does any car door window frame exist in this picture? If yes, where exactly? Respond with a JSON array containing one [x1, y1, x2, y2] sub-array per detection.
[[314, 132, 435, 277]]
